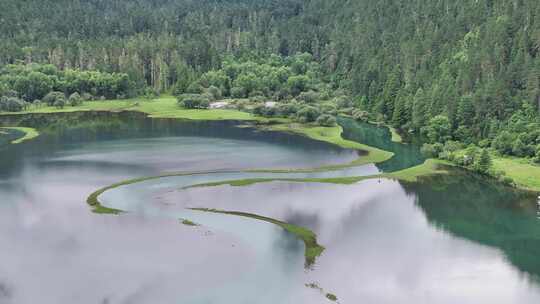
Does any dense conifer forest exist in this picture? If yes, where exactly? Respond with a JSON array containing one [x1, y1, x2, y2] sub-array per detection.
[[1, 0, 540, 163]]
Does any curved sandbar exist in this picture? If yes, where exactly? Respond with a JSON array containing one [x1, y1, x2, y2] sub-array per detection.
[[86, 170, 332, 266], [261, 123, 393, 169], [0, 127, 39, 144], [184, 159, 451, 189], [190, 208, 325, 268], [87, 159, 451, 266]]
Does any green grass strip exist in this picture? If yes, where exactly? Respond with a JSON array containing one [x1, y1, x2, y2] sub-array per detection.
[[265, 123, 393, 166], [388, 126, 403, 143], [0, 96, 272, 122], [86, 170, 230, 214], [190, 208, 324, 268], [180, 218, 200, 226], [185, 159, 452, 189], [1, 127, 40, 144]]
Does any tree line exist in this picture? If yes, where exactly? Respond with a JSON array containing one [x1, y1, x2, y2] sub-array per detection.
[[176, 54, 350, 127], [0, 63, 133, 111], [1, 0, 540, 163]]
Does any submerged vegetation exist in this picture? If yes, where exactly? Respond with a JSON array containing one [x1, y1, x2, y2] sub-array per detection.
[[305, 282, 338, 303], [185, 159, 451, 189], [180, 219, 199, 227], [266, 123, 393, 167], [190, 208, 324, 267], [85, 157, 451, 269], [0, 127, 39, 144]]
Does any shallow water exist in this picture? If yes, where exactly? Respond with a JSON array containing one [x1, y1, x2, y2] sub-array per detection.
[[338, 117, 425, 172], [1, 112, 539, 304]]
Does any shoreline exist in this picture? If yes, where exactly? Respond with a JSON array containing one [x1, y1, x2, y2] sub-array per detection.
[[0, 127, 40, 144], [2, 96, 538, 192]]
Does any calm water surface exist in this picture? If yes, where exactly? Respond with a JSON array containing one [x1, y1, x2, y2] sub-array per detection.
[[0, 112, 539, 304], [338, 116, 425, 172]]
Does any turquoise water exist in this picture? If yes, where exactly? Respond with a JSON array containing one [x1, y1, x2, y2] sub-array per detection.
[[338, 117, 425, 172]]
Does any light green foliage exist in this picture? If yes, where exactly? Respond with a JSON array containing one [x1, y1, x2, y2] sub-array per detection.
[[297, 90, 320, 103], [421, 144, 438, 158], [194, 53, 322, 102], [13, 70, 54, 101], [0, 96, 26, 112], [68, 92, 82, 107], [180, 219, 199, 226], [0, 96, 262, 121], [0, 64, 132, 103], [316, 114, 336, 127], [512, 138, 527, 157], [230, 86, 246, 98], [206, 86, 222, 100], [185, 82, 203, 94], [43, 91, 65, 106], [177, 94, 210, 109], [200, 71, 229, 93], [326, 293, 338, 302], [287, 75, 310, 96], [1, 127, 40, 144], [492, 156, 540, 191], [534, 145, 540, 163], [492, 131, 514, 155], [421, 115, 452, 143], [474, 149, 492, 174], [352, 109, 369, 122], [421, 143, 445, 159], [296, 105, 320, 123], [54, 97, 66, 109]]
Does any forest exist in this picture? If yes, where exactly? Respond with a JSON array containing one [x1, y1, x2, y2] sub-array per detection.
[[1, 0, 540, 165], [4, 2, 540, 302]]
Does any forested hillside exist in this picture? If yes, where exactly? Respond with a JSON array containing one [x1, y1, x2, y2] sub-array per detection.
[[1, 0, 540, 160]]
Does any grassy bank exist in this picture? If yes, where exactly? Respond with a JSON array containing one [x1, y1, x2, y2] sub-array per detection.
[[0, 96, 264, 121], [450, 148, 540, 192], [0, 96, 395, 168], [0, 127, 40, 144], [190, 208, 324, 267], [266, 123, 393, 167], [492, 156, 540, 192], [388, 126, 403, 143], [85, 170, 227, 214], [365, 120, 403, 143]]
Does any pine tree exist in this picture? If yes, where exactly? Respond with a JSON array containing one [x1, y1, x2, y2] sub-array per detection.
[[412, 88, 428, 131], [379, 65, 401, 119], [391, 92, 407, 128], [474, 149, 492, 174]]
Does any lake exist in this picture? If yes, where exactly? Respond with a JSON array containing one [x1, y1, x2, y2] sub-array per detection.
[[0, 112, 539, 304]]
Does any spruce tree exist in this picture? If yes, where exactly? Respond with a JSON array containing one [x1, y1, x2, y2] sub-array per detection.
[[474, 149, 492, 175]]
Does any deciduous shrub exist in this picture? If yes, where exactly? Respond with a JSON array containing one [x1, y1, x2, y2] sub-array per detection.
[[68, 92, 83, 106], [177, 94, 210, 109], [316, 114, 337, 127], [296, 105, 320, 123]]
